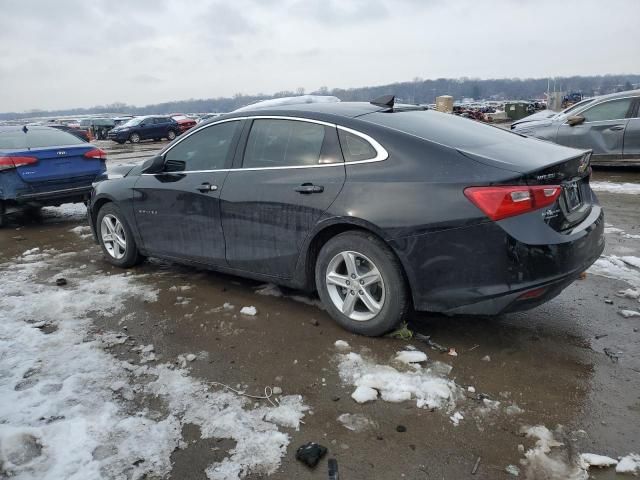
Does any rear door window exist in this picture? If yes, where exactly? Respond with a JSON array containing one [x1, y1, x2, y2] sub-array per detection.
[[243, 119, 326, 168], [164, 121, 240, 171], [581, 98, 633, 122], [338, 130, 377, 162]]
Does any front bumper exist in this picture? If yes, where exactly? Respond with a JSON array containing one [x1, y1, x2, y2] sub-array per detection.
[[108, 131, 129, 141], [391, 206, 605, 315]]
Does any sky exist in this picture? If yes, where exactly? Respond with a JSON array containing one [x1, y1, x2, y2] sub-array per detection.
[[1, 0, 639, 112]]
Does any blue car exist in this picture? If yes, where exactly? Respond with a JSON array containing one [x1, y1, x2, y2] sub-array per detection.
[[0, 125, 107, 226]]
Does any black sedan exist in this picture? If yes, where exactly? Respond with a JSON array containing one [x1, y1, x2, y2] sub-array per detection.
[[87, 96, 604, 336]]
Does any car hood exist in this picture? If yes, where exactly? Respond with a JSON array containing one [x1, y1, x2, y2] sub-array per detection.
[[512, 118, 555, 131], [511, 110, 559, 127]]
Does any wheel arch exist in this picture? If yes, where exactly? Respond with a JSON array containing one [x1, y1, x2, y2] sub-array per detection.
[[295, 218, 414, 308]]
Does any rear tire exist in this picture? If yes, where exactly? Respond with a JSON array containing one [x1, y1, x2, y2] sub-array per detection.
[[315, 231, 409, 336], [167, 130, 177, 141], [129, 132, 141, 144], [97, 203, 144, 268], [0, 201, 6, 228], [115, 140, 125, 145]]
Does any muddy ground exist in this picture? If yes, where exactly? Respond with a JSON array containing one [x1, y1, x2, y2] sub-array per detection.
[[1, 139, 639, 480]]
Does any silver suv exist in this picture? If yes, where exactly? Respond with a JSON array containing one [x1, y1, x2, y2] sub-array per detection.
[[511, 90, 640, 166]]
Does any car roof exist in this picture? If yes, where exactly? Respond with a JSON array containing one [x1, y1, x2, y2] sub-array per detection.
[[0, 125, 58, 132], [235, 101, 385, 118], [594, 89, 640, 101]]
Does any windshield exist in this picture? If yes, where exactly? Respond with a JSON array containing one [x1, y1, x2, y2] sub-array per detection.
[[558, 98, 595, 118], [120, 117, 144, 127], [0, 127, 85, 149]]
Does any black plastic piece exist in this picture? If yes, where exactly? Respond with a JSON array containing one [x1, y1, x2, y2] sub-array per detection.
[[328, 458, 339, 480], [295, 442, 327, 468]]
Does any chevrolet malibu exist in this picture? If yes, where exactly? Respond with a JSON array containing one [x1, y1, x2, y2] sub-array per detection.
[[87, 97, 604, 336]]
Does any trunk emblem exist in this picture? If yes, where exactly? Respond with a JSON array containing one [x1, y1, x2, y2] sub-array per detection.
[[56, 151, 67, 156]]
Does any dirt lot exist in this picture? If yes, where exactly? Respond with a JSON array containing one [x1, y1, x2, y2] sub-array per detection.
[[1, 139, 639, 480]]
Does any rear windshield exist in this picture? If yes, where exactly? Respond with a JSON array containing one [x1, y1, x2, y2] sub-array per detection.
[[0, 128, 85, 149], [363, 110, 519, 149]]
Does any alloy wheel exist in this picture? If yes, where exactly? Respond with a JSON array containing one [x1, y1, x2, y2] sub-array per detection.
[[167, 130, 176, 140], [100, 214, 127, 259], [130, 133, 140, 143], [325, 250, 385, 321]]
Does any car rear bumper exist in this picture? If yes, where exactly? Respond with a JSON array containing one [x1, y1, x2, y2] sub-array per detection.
[[390, 205, 605, 316]]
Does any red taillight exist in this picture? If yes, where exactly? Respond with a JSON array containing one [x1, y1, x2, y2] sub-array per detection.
[[0, 155, 38, 171], [517, 286, 547, 300], [84, 148, 107, 160], [464, 185, 561, 221]]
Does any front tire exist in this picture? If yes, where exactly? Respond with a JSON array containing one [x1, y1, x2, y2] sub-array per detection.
[[129, 132, 141, 144], [315, 231, 409, 336], [97, 203, 144, 268]]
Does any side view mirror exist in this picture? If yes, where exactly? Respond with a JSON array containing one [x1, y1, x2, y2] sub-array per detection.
[[141, 155, 165, 174], [567, 115, 585, 126], [164, 159, 186, 172], [140, 122, 146, 127]]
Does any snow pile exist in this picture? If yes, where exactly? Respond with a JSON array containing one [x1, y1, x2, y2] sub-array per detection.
[[589, 255, 640, 288], [337, 352, 460, 410], [0, 253, 307, 479], [617, 453, 640, 474], [590, 181, 640, 195], [334, 340, 350, 350]]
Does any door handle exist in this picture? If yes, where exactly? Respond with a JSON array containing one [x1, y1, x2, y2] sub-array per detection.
[[197, 183, 218, 193], [295, 183, 324, 194], [610, 125, 625, 131]]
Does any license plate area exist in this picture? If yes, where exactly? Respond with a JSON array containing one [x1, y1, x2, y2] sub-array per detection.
[[563, 180, 582, 212]]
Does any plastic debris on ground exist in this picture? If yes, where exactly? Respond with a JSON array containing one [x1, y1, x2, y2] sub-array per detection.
[[295, 442, 327, 468], [337, 413, 377, 432]]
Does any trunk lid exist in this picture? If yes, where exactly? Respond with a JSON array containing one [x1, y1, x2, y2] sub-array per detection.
[[15, 145, 104, 183], [522, 151, 593, 231]]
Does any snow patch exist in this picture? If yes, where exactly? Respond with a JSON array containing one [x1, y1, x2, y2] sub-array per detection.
[[519, 426, 588, 480], [395, 350, 428, 365], [579, 453, 617, 468], [589, 255, 640, 288], [619, 309, 640, 318], [351, 386, 378, 403], [590, 181, 640, 195], [337, 352, 460, 411], [334, 340, 350, 350], [616, 453, 640, 474], [0, 252, 307, 479], [240, 306, 257, 316], [69, 225, 93, 239]]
